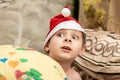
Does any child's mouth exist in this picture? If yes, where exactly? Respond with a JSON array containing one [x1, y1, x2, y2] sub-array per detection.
[[61, 46, 72, 51]]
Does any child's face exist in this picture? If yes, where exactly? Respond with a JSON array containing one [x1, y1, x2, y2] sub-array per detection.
[[45, 29, 85, 62]]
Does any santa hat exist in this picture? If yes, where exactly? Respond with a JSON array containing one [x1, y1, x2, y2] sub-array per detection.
[[44, 6, 86, 48]]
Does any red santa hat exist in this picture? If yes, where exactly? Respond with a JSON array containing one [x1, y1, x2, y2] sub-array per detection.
[[44, 6, 86, 48]]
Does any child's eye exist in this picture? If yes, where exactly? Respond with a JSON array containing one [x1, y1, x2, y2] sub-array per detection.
[[57, 33, 64, 37], [72, 35, 79, 40]]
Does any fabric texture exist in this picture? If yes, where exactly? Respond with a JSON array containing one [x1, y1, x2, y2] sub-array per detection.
[[74, 29, 120, 80]]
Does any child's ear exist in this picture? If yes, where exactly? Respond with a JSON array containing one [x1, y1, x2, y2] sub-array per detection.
[[44, 42, 50, 52], [78, 46, 86, 56], [44, 47, 50, 52]]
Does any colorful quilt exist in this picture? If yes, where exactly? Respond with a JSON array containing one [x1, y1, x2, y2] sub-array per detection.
[[0, 45, 67, 80]]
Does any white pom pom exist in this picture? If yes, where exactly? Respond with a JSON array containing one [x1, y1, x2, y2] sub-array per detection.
[[61, 8, 70, 17]]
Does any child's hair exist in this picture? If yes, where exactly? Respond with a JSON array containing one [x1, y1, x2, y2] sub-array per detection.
[[82, 32, 86, 46]]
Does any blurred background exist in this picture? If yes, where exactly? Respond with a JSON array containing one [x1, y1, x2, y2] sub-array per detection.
[[0, 0, 120, 52]]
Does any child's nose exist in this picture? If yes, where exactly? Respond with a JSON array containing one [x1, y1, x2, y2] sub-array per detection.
[[64, 38, 72, 42]]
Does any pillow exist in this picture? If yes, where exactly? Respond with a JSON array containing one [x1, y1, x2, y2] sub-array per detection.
[[75, 29, 120, 80], [0, 45, 67, 80]]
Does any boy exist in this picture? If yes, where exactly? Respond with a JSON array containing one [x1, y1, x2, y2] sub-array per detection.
[[43, 6, 86, 80]]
